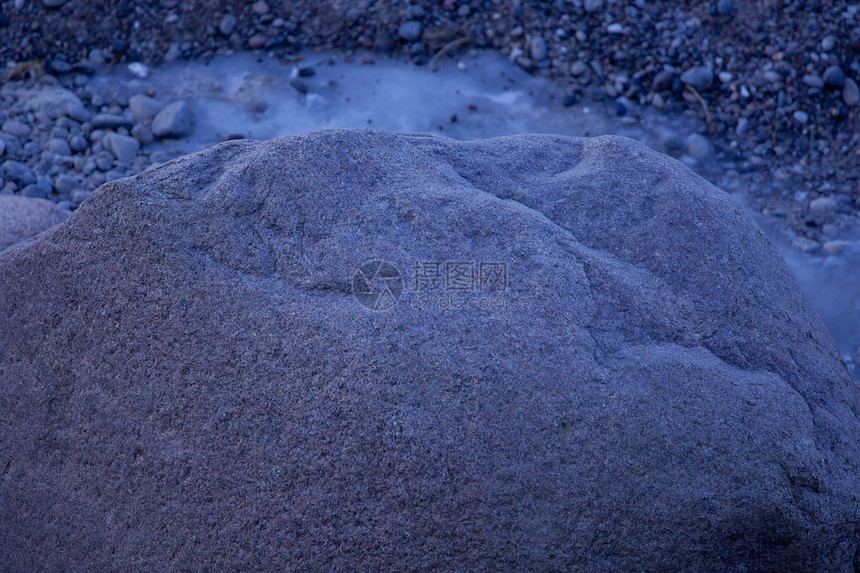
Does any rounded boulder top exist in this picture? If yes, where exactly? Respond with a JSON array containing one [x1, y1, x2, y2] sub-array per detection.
[[0, 129, 858, 571]]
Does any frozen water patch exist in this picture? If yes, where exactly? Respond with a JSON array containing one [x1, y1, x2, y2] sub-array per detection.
[[90, 50, 700, 153]]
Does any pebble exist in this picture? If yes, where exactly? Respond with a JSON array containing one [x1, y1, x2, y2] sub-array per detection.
[[54, 174, 77, 193], [843, 78, 859, 106], [809, 196, 837, 212], [763, 70, 781, 83], [49, 59, 73, 74], [530, 36, 548, 61], [823, 66, 845, 88], [823, 240, 847, 255], [793, 110, 809, 124], [651, 69, 674, 91], [46, 138, 71, 155], [680, 65, 714, 91], [105, 170, 126, 182], [717, 0, 736, 14], [129, 95, 163, 124], [2, 120, 31, 137], [151, 101, 194, 138], [661, 132, 685, 157], [248, 34, 267, 49], [570, 61, 588, 76], [95, 155, 113, 171], [103, 133, 140, 164], [41, 0, 66, 7], [36, 176, 53, 194], [583, 0, 602, 13], [398, 21, 423, 42], [251, 0, 269, 15], [0, 139, 5, 156], [92, 114, 134, 129], [71, 189, 92, 204], [821, 35, 836, 52], [791, 237, 820, 253], [2, 160, 36, 185], [21, 184, 47, 198], [131, 124, 154, 144], [685, 133, 710, 160], [219, 14, 237, 36], [801, 75, 824, 89], [87, 49, 105, 66], [69, 135, 88, 153], [607, 23, 624, 35]]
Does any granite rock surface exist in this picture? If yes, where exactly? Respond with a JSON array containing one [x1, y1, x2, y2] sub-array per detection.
[[1, 130, 858, 571]]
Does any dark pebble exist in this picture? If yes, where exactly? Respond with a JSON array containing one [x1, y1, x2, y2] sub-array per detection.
[[289, 77, 309, 94], [823, 65, 845, 88], [652, 69, 674, 91], [113, 37, 129, 54], [20, 184, 47, 198]]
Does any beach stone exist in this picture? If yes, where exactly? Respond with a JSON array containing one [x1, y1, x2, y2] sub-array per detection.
[[151, 101, 194, 138], [69, 135, 89, 153], [20, 184, 47, 198], [809, 196, 837, 213], [129, 95, 163, 124], [26, 88, 90, 122], [2, 120, 31, 137], [398, 20, 423, 41], [530, 36, 548, 61], [1, 160, 35, 186], [252, 0, 269, 15], [92, 114, 134, 129], [71, 189, 92, 204], [131, 124, 155, 144], [843, 78, 859, 106], [791, 236, 820, 253], [802, 74, 824, 89], [103, 132, 140, 164], [218, 14, 237, 35], [823, 65, 845, 88], [651, 69, 674, 91], [0, 195, 69, 251], [680, 65, 714, 91], [54, 174, 77, 194], [46, 138, 71, 156], [248, 34, 267, 49], [0, 130, 857, 572], [36, 176, 53, 194], [685, 133, 710, 159]]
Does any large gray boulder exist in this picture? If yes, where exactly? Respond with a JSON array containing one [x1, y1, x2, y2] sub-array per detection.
[[0, 195, 69, 252], [0, 130, 858, 571]]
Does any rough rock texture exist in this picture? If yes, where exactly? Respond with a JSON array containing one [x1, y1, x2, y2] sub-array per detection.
[[0, 130, 858, 572], [0, 195, 69, 252]]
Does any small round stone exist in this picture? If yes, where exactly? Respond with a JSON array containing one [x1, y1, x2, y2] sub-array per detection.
[[398, 21, 423, 42], [823, 65, 845, 88]]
